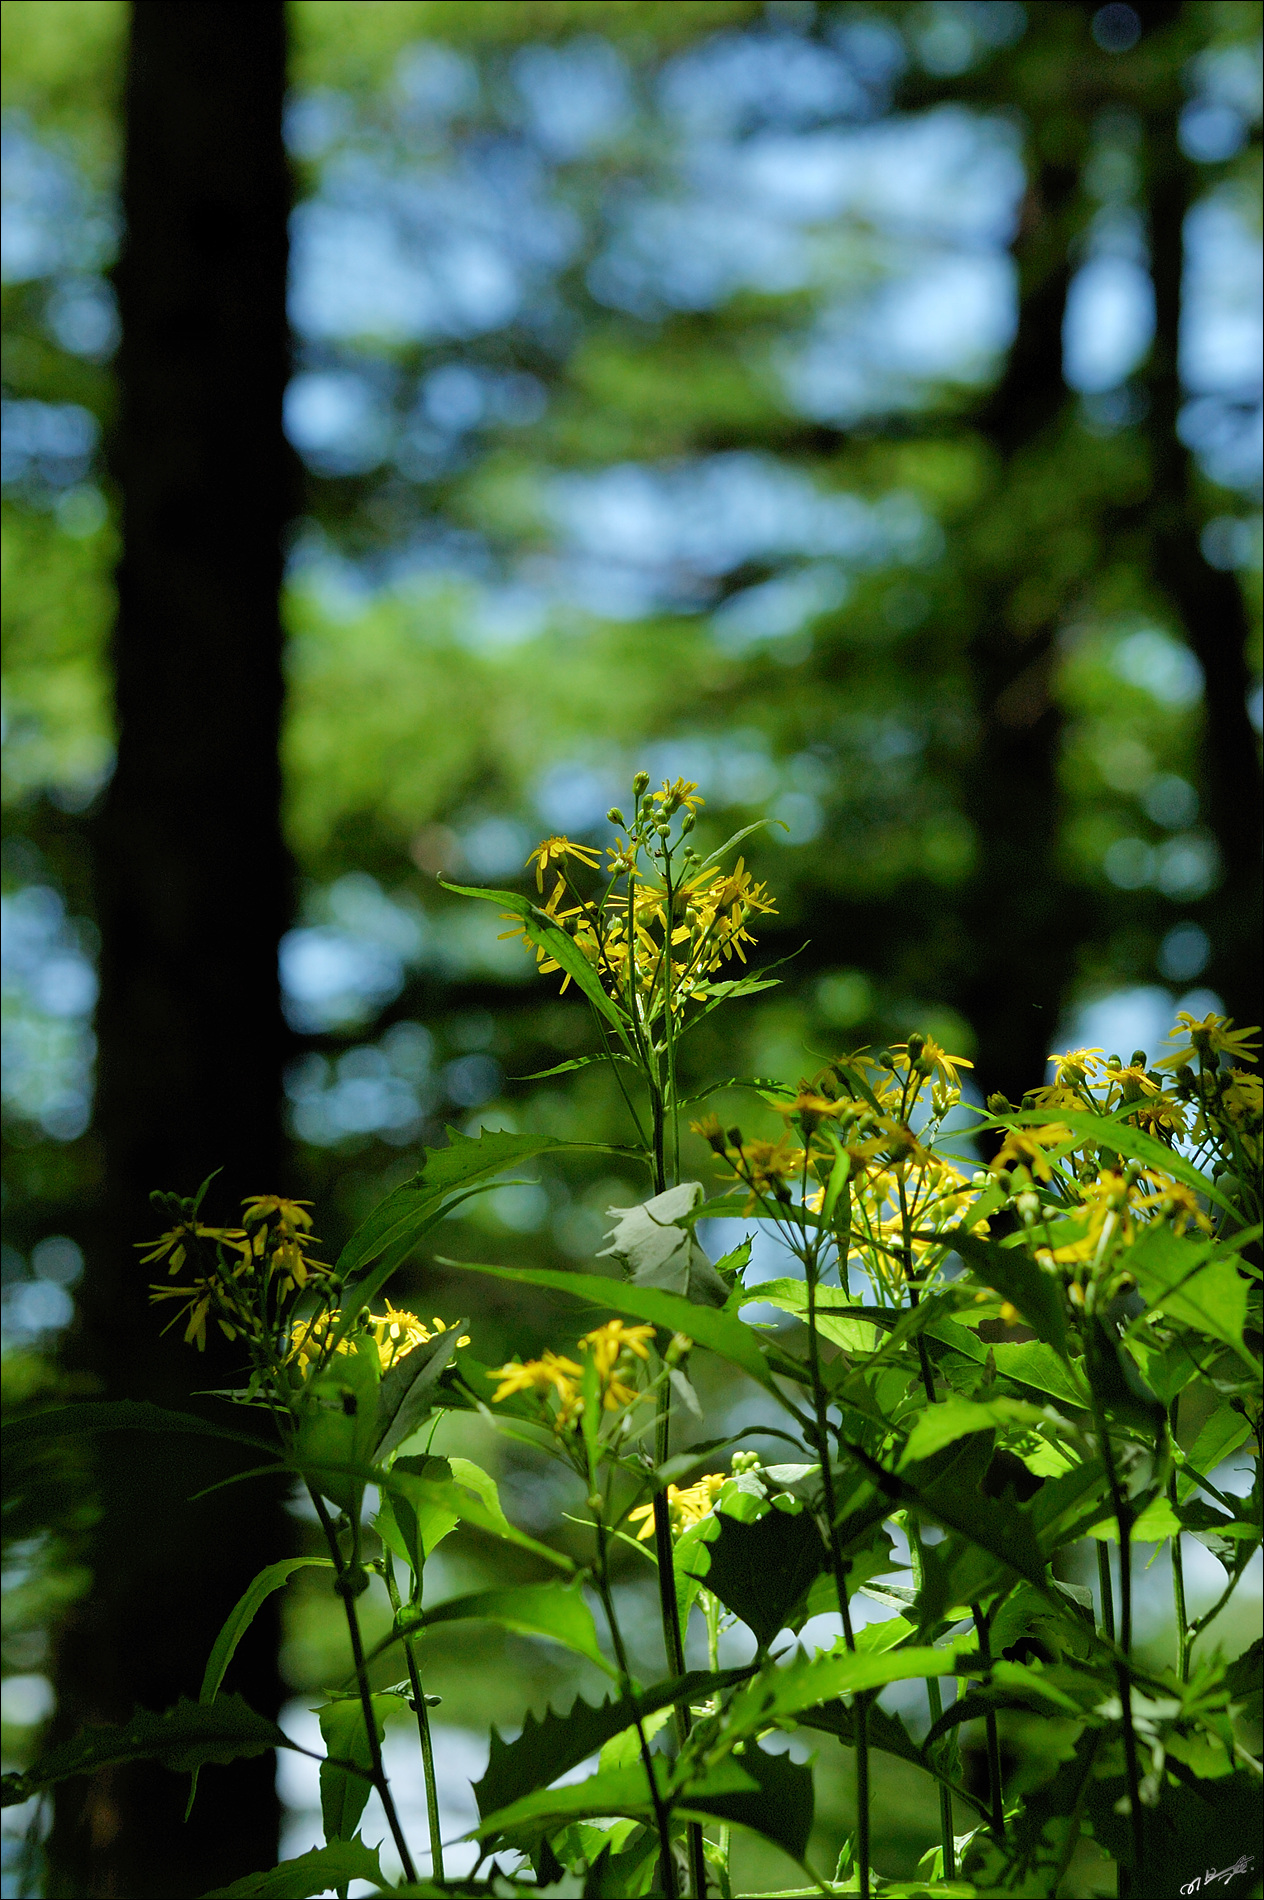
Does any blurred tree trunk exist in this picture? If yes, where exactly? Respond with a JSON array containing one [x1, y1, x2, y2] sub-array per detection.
[[957, 119, 1086, 1108], [50, 5, 294, 1895], [1142, 114, 1263, 1036]]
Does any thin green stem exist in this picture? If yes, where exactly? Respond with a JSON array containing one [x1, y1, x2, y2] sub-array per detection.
[[1167, 1400, 1190, 1681], [308, 1487, 418, 1885], [593, 1517, 679, 1900], [971, 1603, 1004, 1840], [653, 1384, 706, 1897], [380, 1553, 444, 1880], [805, 1240, 871, 1900], [1091, 1399, 1143, 1882], [905, 1517, 955, 1879], [1096, 1540, 1116, 1645]]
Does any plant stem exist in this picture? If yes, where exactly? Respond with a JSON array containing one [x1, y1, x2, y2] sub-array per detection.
[[380, 1553, 444, 1880], [1096, 1540, 1116, 1645], [1092, 1400, 1144, 1884], [653, 1385, 707, 1897], [805, 1250, 871, 1900], [593, 1516, 679, 1900], [1168, 1400, 1190, 1681], [905, 1517, 955, 1879], [971, 1603, 1004, 1839], [706, 1592, 732, 1899], [308, 1487, 418, 1884]]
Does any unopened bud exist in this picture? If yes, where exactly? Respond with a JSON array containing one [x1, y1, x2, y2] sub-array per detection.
[[632, 771, 650, 796], [906, 1032, 926, 1062], [1130, 1050, 1147, 1070], [727, 1126, 744, 1149], [607, 807, 626, 827], [680, 809, 695, 833], [987, 1092, 1012, 1114], [1106, 1054, 1122, 1071]]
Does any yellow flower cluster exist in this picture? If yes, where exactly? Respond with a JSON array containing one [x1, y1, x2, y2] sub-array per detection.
[[145, 1194, 338, 1352], [488, 1321, 655, 1432], [292, 1304, 469, 1376], [1034, 1167, 1212, 1274], [630, 1471, 727, 1541], [501, 776, 776, 1020]]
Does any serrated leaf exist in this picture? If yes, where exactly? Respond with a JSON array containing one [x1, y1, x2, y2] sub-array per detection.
[[691, 1506, 828, 1648], [678, 1740, 814, 1865], [720, 1639, 976, 1743], [995, 1107, 1238, 1217], [797, 1698, 989, 1820], [200, 1837, 386, 1898], [473, 1670, 752, 1821], [382, 1460, 573, 1572], [740, 1280, 879, 1353], [1, 1694, 293, 1806], [927, 1320, 1090, 1410], [1178, 1402, 1253, 1505], [438, 1259, 784, 1393]]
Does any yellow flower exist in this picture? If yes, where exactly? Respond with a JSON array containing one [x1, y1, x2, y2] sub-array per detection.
[[651, 777, 705, 815], [1047, 1048, 1106, 1087], [138, 1222, 248, 1273], [581, 1320, 655, 1378], [293, 1305, 468, 1376], [242, 1195, 314, 1233], [488, 1351, 584, 1428], [1157, 1013, 1262, 1071], [630, 1471, 727, 1541], [525, 836, 602, 892], [991, 1125, 1074, 1182], [893, 1036, 973, 1090]]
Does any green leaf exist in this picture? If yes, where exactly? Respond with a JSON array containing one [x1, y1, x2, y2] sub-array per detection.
[[928, 1232, 1068, 1356], [474, 1671, 753, 1822], [3, 1400, 277, 1457], [797, 1699, 989, 1820], [200, 1560, 335, 1710], [695, 818, 781, 871], [187, 1557, 334, 1819], [420, 1579, 616, 1675], [516, 1052, 634, 1081], [720, 1639, 976, 1743], [741, 1279, 879, 1353], [383, 1461, 573, 1571], [677, 1740, 814, 1866], [900, 1395, 1050, 1469], [439, 1259, 783, 1393], [200, 1838, 386, 1899], [1085, 1766, 1260, 1888], [318, 1693, 403, 1844], [997, 1106, 1240, 1216], [690, 1505, 828, 1648], [1178, 1402, 1253, 1504], [294, 1339, 381, 1516], [1083, 1314, 1166, 1437], [337, 1127, 580, 1280], [441, 882, 632, 1040], [927, 1319, 1091, 1410], [1088, 1494, 1182, 1544], [898, 1433, 1050, 1589], [374, 1324, 466, 1462], [1, 1695, 293, 1807], [1124, 1224, 1256, 1367]]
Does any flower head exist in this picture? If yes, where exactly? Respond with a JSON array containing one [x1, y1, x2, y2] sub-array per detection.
[[629, 1471, 727, 1541], [1157, 1013, 1261, 1071], [525, 836, 602, 893]]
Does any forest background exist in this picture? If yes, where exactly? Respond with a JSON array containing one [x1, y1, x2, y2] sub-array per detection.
[[1, 1, 1261, 1895]]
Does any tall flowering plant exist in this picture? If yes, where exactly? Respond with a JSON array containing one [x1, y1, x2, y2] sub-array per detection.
[[8, 778, 1261, 1900]]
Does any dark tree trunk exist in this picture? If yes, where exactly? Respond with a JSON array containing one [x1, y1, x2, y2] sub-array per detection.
[[1142, 116, 1263, 1037], [50, 6, 295, 1894], [957, 135, 1087, 1110]]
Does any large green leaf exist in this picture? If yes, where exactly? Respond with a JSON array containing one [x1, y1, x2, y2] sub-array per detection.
[[691, 1506, 828, 1648], [740, 1279, 880, 1352], [1, 1695, 293, 1807], [440, 1259, 784, 1392], [474, 1748, 814, 1867], [441, 882, 633, 1039], [294, 1339, 381, 1516], [1123, 1224, 1255, 1367], [1178, 1401, 1254, 1505], [383, 1461, 573, 1571], [797, 1698, 989, 1821], [927, 1319, 1090, 1410], [900, 1395, 1050, 1469], [187, 1557, 334, 1818], [474, 1670, 753, 1822], [719, 1639, 977, 1743], [419, 1580, 616, 1676], [872, 1431, 1049, 1589], [317, 1693, 403, 1844], [927, 1232, 1068, 1356], [3, 1400, 277, 1457], [201, 1838, 386, 1899]]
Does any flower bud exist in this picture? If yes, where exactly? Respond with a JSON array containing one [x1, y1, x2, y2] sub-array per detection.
[[906, 1032, 926, 1062], [680, 809, 695, 833], [727, 1126, 744, 1149], [987, 1092, 1012, 1114], [607, 807, 626, 826], [632, 771, 650, 796], [1130, 1050, 1147, 1070]]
